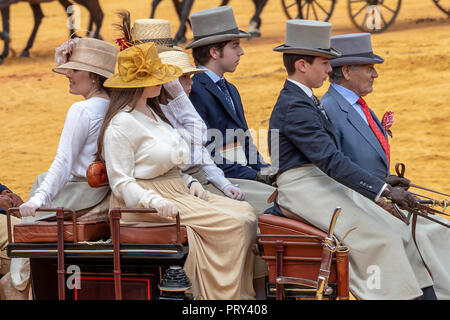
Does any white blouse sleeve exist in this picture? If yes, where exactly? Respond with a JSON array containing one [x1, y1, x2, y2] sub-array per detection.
[[162, 93, 207, 146], [28, 104, 90, 207], [104, 124, 165, 209]]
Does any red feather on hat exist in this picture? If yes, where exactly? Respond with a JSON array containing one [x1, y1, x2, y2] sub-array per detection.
[[114, 10, 132, 51]]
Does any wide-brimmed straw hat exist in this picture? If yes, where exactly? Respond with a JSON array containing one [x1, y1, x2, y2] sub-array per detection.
[[158, 50, 205, 75], [104, 42, 182, 88], [329, 33, 384, 67], [185, 6, 250, 49], [132, 19, 182, 53], [273, 20, 341, 59], [53, 38, 118, 78]]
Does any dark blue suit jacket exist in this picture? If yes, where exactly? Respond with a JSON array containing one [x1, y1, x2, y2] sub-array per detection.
[[321, 85, 390, 180], [190, 72, 269, 180], [268, 80, 386, 200], [0, 183, 10, 214]]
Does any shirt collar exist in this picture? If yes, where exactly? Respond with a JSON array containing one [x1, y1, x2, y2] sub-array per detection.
[[287, 78, 313, 98], [331, 83, 360, 106], [198, 65, 223, 84]]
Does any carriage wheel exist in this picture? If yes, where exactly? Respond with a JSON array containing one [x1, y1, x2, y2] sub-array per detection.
[[433, 0, 450, 16], [281, 0, 336, 21], [348, 0, 402, 33]]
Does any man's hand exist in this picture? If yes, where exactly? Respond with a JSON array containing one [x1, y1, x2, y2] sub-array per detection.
[[385, 175, 410, 190], [382, 186, 416, 209], [255, 172, 276, 186], [0, 195, 13, 212], [223, 184, 245, 200]]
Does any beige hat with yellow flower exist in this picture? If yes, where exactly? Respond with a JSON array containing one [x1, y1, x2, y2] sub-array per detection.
[[158, 50, 204, 75], [104, 42, 182, 88]]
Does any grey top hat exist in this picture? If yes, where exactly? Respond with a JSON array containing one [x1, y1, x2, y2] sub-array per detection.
[[185, 6, 250, 49], [273, 20, 341, 58], [329, 33, 384, 67]]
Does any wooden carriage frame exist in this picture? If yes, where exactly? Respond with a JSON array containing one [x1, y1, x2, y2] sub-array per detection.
[[4, 204, 351, 300]]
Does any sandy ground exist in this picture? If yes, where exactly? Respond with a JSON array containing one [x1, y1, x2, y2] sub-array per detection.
[[0, 0, 449, 205]]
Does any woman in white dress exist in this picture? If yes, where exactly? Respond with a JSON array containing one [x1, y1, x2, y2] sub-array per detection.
[[98, 41, 258, 300], [18, 38, 118, 221]]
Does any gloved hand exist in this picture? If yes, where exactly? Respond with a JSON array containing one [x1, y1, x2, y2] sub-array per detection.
[[385, 175, 410, 190], [19, 201, 40, 217], [189, 181, 206, 199], [153, 198, 178, 218], [223, 184, 245, 201], [382, 186, 416, 209], [255, 171, 276, 186], [163, 78, 185, 99]]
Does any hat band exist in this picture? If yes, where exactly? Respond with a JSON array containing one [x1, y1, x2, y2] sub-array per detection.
[[193, 27, 240, 42], [133, 37, 174, 47], [336, 51, 375, 59]]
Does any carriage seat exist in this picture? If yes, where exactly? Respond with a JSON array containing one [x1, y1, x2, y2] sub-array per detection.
[[257, 209, 343, 299], [119, 224, 188, 244], [13, 220, 110, 243]]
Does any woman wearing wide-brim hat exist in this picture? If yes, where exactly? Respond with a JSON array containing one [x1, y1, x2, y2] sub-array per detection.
[[19, 37, 118, 221], [98, 41, 258, 300]]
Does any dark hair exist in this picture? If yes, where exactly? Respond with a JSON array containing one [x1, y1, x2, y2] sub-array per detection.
[[95, 87, 171, 161], [157, 87, 173, 106], [283, 53, 316, 75], [192, 40, 230, 66]]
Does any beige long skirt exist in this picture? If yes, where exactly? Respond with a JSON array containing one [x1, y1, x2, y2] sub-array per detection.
[[110, 169, 258, 300]]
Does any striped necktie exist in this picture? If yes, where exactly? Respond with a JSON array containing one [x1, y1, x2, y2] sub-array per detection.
[[311, 95, 329, 120], [357, 97, 390, 165], [216, 78, 237, 115]]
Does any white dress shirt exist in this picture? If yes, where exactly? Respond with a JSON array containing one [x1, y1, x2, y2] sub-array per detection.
[[29, 97, 109, 208]]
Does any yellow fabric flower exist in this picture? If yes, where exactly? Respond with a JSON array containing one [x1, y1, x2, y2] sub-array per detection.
[[105, 42, 182, 88]]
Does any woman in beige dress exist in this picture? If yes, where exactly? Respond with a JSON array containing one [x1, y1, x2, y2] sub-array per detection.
[[98, 41, 257, 300]]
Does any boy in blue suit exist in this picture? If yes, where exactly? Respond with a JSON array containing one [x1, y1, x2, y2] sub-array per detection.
[[186, 6, 274, 183], [185, 6, 275, 299]]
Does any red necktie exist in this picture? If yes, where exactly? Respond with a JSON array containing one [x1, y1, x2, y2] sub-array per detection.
[[357, 97, 390, 165]]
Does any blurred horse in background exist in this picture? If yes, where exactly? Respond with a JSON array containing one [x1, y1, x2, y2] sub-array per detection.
[[0, 0, 104, 64]]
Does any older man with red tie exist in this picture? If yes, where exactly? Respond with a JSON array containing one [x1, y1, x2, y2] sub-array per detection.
[[321, 33, 450, 299]]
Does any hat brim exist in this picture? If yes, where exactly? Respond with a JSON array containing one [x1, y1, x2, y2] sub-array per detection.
[[183, 67, 206, 75], [185, 30, 250, 49], [330, 54, 384, 67], [103, 65, 182, 88], [52, 61, 114, 79], [273, 44, 341, 59]]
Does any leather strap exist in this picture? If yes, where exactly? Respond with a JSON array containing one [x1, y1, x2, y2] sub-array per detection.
[[411, 213, 434, 281]]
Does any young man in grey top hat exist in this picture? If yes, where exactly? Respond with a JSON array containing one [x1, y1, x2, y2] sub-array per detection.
[[185, 6, 276, 299], [321, 33, 450, 299], [268, 19, 437, 299], [185, 7, 276, 215]]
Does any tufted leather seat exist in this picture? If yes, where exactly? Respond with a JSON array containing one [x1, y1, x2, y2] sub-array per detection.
[[258, 213, 337, 286]]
